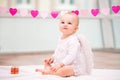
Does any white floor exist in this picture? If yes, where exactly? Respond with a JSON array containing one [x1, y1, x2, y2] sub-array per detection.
[[0, 65, 120, 80]]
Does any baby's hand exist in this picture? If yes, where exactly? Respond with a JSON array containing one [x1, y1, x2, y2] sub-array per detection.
[[44, 57, 54, 65], [51, 65, 61, 72], [51, 63, 64, 72]]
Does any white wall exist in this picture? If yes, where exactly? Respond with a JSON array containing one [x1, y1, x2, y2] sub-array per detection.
[[113, 19, 120, 48], [0, 18, 103, 53], [78, 19, 103, 49], [0, 18, 60, 53]]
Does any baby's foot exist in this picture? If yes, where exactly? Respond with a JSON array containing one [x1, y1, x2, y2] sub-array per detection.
[[41, 69, 50, 75], [44, 63, 51, 68], [35, 68, 51, 75], [35, 68, 43, 72]]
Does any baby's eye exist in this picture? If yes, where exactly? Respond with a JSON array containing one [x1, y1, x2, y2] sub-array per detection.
[[68, 22, 72, 25], [61, 22, 64, 24]]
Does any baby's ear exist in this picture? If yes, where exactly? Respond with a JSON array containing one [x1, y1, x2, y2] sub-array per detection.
[[75, 26, 78, 30], [74, 26, 78, 32]]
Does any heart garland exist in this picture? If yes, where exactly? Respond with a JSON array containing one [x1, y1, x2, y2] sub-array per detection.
[[50, 11, 59, 18], [20, 9, 28, 17], [39, 11, 48, 19], [72, 10, 79, 15], [101, 8, 110, 15], [30, 10, 39, 18], [9, 8, 17, 16], [2, 6, 119, 18], [80, 10, 89, 17], [0, 7, 6, 14], [91, 9, 99, 16], [112, 6, 120, 14]]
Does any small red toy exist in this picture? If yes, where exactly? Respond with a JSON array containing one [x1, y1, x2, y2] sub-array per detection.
[[11, 67, 19, 74]]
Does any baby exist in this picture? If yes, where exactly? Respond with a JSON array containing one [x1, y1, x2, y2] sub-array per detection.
[[40, 12, 85, 77]]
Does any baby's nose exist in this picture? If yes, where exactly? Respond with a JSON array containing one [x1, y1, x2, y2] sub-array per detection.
[[63, 24, 67, 27]]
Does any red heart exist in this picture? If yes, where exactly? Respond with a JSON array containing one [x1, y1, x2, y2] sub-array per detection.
[[91, 9, 99, 16], [9, 8, 17, 16], [72, 10, 79, 15], [112, 6, 120, 14], [51, 11, 59, 18], [31, 10, 39, 18]]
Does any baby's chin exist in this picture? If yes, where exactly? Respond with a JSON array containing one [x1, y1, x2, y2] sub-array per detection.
[[61, 30, 68, 34]]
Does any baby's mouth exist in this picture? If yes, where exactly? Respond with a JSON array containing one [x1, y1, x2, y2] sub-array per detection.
[[63, 28, 68, 30]]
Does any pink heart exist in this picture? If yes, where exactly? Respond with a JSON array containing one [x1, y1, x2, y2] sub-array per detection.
[[51, 11, 59, 18], [91, 9, 99, 16], [0, 7, 6, 14], [60, 11, 68, 16], [112, 6, 120, 14], [80, 10, 89, 17], [101, 8, 110, 15], [72, 10, 79, 15], [9, 8, 17, 16], [20, 9, 28, 16], [40, 11, 48, 19], [31, 10, 39, 18]]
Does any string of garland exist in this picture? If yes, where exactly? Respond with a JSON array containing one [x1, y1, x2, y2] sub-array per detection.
[[0, 5, 120, 18]]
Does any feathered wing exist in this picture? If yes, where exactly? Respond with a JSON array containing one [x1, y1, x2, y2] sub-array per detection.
[[77, 34, 94, 75]]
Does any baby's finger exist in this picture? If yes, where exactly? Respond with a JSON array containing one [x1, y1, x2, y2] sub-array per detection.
[[51, 67, 55, 71], [49, 59, 53, 63], [44, 59, 47, 62]]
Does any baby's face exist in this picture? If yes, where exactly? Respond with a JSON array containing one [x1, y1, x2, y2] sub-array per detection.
[[59, 14, 78, 36]]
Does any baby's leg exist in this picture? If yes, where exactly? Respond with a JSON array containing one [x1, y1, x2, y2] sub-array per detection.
[[41, 67, 54, 75], [44, 63, 51, 69], [52, 66, 74, 77], [36, 66, 52, 74], [40, 62, 52, 75], [40, 65, 74, 77], [36, 63, 51, 74], [41, 66, 74, 77]]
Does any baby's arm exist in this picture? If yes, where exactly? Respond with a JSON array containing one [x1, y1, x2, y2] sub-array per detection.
[[62, 41, 79, 65]]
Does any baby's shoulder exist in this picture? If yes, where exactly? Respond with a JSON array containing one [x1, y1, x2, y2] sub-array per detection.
[[68, 35, 80, 45]]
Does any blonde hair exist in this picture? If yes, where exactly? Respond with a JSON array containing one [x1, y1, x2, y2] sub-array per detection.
[[60, 11, 79, 27]]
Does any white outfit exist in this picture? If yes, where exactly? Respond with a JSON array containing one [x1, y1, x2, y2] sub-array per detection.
[[52, 34, 82, 76]]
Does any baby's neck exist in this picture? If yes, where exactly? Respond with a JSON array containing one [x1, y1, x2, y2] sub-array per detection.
[[61, 35, 69, 39], [61, 33, 75, 39]]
